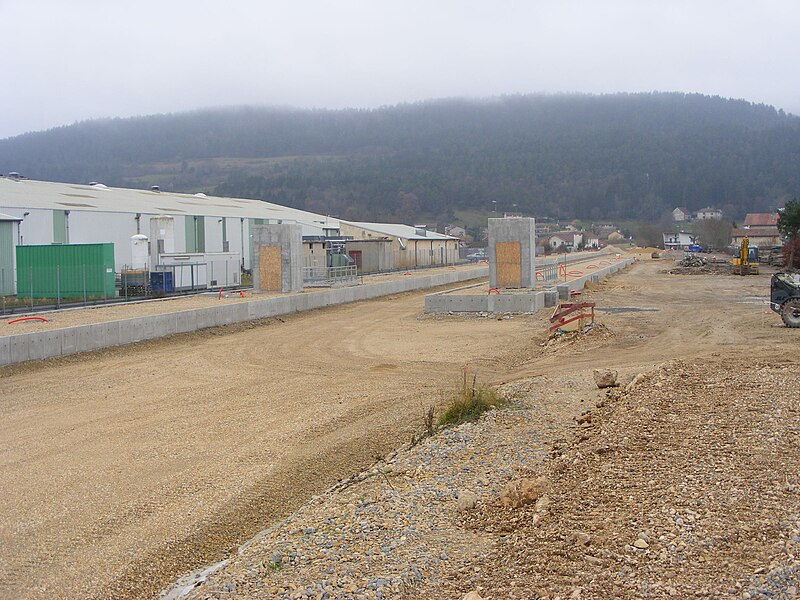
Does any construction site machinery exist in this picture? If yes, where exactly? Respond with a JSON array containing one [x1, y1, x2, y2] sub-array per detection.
[[770, 272, 800, 328], [732, 235, 759, 275]]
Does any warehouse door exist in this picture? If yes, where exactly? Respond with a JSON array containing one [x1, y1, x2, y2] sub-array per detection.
[[258, 245, 282, 291], [495, 241, 521, 288], [349, 250, 362, 272]]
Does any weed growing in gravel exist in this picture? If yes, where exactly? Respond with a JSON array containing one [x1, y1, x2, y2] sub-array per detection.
[[410, 404, 437, 447], [439, 367, 505, 427], [423, 405, 435, 437]]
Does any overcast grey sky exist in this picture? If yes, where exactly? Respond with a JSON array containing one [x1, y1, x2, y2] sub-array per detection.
[[1, 0, 798, 140]]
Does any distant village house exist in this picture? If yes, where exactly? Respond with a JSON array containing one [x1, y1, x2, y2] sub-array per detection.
[[695, 207, 723, 220], [731, 213, 781, 248], [583, 234, 600, 248], [663, 231, 698, 249], [547, 232, 584, 252], [672, 207, 691, 222], [444, 225, 466, 239]]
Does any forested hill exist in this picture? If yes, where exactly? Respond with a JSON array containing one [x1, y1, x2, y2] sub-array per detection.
[[1, 93, 799, 222]]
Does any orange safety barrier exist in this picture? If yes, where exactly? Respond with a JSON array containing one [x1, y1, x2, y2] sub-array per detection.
[[487, 287, 500, 295], [567, 270, 583, 277], [479, 259, 489, 265], [549, 301, 595, 332]]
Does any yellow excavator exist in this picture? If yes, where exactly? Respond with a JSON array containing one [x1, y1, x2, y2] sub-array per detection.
[[732, 235, 759, 275]]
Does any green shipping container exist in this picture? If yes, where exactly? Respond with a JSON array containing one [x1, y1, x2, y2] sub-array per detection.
[[16, 243, 116, 299]]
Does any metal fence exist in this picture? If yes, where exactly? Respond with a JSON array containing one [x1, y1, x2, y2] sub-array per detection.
[[536, 263, 562, 282], [303, 265, 359, 287], [1, 264, 119, 314], [0, 263, 244, 315]]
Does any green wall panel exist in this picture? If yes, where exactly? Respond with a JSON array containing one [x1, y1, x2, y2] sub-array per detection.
[[16, 243, 115, 299], [185, 216, 206, 253]]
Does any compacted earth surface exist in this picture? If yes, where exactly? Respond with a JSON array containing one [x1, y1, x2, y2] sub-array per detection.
[[1, 257, 796, 599]]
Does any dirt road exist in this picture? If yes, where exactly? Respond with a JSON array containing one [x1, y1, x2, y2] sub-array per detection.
[[0, 260, 787, 599], [492, 260, 781, 384], [0, 278, 537, 599]]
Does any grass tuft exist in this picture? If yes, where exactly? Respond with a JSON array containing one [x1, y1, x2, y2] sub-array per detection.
[[439, 367, 505, 427]]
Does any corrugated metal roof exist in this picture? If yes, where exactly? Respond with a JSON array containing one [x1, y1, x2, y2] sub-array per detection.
[[0, 178, 461, 241], [743, 213, 779, 227], [342, 220, 456, 240], [0, 177, 339, 232]]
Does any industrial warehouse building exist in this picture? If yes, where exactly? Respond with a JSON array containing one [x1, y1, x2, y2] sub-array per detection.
[[0, 176, 459, 296], [339, 221, 460, 271]]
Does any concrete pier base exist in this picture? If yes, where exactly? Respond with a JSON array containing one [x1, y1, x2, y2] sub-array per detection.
[[252, 224, 303, 293], [424, 257, 635, 314], [488, 217, 536, 289]]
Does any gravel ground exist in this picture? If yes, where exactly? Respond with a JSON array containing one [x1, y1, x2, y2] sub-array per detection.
[[430, 356, 800, 599], [178, 374, 592, 600], [181, 353, 800, 600]]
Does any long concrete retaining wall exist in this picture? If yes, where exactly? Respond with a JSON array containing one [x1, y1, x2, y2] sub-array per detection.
[[424, 258, 635, 314], [1, 267, 488, 367], [555, 258, 635, 299], [424, 284, 548, 314]]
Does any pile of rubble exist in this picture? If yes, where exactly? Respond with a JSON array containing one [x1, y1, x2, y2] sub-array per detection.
[[426, 358, 800, 599], [669, 254, 731, 275], [541, 323, 614, 351], [678, 254, 709, 268]]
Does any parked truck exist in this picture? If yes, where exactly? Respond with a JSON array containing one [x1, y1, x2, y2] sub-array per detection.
[[770, 272, 800, 328]]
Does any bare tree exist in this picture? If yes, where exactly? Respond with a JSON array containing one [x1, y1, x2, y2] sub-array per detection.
[[635, 223, 662, 248], [694, 219, 733, 250]]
